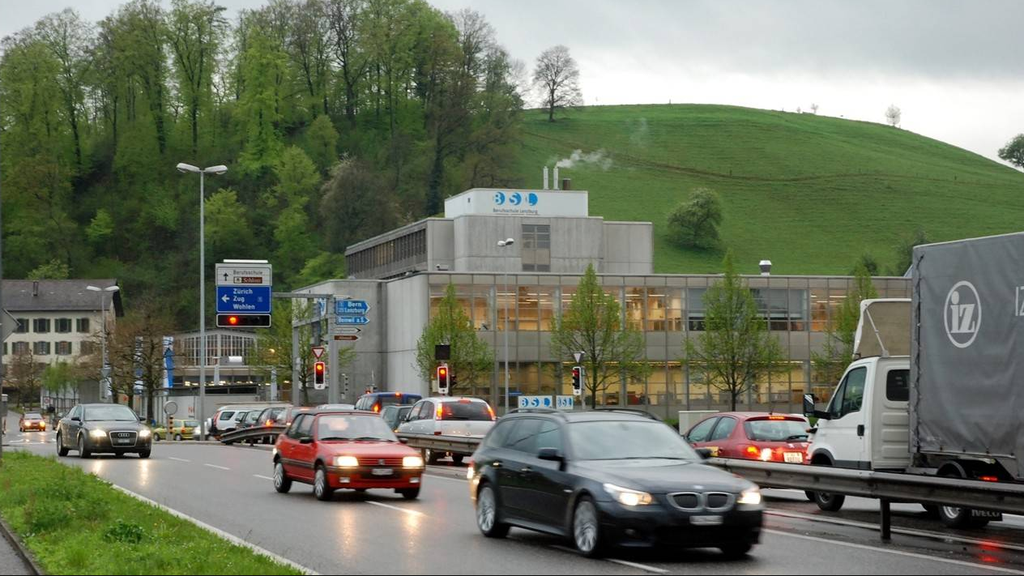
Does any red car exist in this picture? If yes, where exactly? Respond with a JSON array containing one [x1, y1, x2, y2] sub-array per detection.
[[273, 409, 426, 501], [19, 412, 47, 432], [685, 412, 811, 464]]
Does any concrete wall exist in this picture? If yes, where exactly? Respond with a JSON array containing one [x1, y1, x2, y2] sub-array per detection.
[[603, 222, 654, 274], [426, 220, 455, 273], [453, 215, 605, 274], [385, 275, 430, 397]]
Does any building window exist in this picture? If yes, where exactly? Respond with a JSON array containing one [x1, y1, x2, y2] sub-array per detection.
[[12, 342, 29, 355], [667, 289, 684, 332], [15, 319, 28, 334], [81, 341, 96, 355], [537, 288, 556, 331], [33, 341, 51, 355], [2, 343, 5, 356], [56, 318, 72, 333], [522, 224, 551, 272], [33, 319, 51, 333], [57, 341, 72, 355], [625, 288, 644, 331], [77, 318, 91, 333], [688, 288, 707, 331], [517, 287, 539, 331]]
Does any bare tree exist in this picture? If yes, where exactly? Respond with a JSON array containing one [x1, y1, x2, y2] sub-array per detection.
[[885, 104, 901, 128], [810, 103, 819, 115], [532, 45, 582, 122]]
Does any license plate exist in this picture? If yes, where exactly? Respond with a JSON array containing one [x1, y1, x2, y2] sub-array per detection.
[[372, 468, 394, 477], [784, 452, 804, 464], [114, 439, 133, 445], [691, 515, 723, 526]]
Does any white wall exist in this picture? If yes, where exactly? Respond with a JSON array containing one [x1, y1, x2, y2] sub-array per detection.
[[386, 275, 430, 397]]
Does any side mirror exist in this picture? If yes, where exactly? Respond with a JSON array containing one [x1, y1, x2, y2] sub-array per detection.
[[399, 438, 409, 444], [538, 447, 564, 462], [695, 448, 713, 460], [71, 416, 81, 423], [299, 437, 314, 445], [803, 394, 815, 418]]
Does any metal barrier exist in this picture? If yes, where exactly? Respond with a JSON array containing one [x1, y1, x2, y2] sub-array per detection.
[[708, 458, 1024, 540], [219, 426, 287, 445], [397, 433, 482, 456]]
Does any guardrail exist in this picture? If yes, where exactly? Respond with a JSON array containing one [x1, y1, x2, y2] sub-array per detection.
[[708, 458, 1024, 540], [397, 433, 482, 456], [219, 425, 286, 445]]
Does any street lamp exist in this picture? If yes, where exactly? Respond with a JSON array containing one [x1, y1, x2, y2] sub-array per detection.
[[497, 238, 515, 414], [86, 285, 119, 400], [177, 162, 228, 440]]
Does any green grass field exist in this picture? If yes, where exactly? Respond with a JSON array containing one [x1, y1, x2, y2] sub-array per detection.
[[512, 104, 1024, 275]]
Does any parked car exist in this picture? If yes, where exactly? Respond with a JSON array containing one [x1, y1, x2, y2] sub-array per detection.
[[209, 407, 249, 438], [318, 404, 356, 411], [56, 404, 153, 459], [468, 409, 764, 558], [272, 409, 426, 501], [381, 405, 414, 432], [153, 419, 199, 441], [19, 412, 46, 432], [684, 413, 811, 464], [354, 392, 422, 414], [256, 407, 287, 428], [238, 410, 262, 430], [398, 397, 496, 464]]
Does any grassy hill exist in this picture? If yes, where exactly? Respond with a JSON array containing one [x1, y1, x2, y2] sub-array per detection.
[[511, 104, 1024, 275]]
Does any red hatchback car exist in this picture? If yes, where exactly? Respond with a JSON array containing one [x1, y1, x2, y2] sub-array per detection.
[[273, 410, 426, 501], [19, 412, 47, 432], [685, 412, 811, 464]]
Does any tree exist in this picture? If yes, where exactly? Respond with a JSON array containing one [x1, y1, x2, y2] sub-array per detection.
[[668, 188, 723, 250], [42, 361, 85, 404], [890, 228, 929, 276], [105, 302, 175, 422], [885, 104, 901, 128], [852, 253, 880, 276], [302, 115, 339, 175], [169, 0, 227, 158], [810, 103, 819, 115], [998, 134, 1024, 170], [551, 265, 650, 408], [28, 259, 71, 280], [532, 45, 582, 122], [8, 351, 43, 408], [319, 155, 399, 251], [685, 252, 787, 411], [205, 188, 255, 260], [415, 284, 494, 396], [812, 265, 879, 387]]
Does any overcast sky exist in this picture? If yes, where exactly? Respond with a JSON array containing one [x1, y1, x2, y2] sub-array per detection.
[[2, 0, 1022, 166]]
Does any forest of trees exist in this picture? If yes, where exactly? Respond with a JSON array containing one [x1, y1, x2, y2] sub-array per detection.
[[0, 0, 526, 328]]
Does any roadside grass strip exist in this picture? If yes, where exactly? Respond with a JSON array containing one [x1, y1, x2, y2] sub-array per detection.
[[0, 452, 301, 575]]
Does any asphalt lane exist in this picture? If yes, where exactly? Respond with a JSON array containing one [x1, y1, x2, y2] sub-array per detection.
[[8, 423, 1024, 575]]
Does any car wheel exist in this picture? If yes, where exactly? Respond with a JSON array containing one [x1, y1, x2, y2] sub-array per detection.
[[936, 468, 989, 529], [314, 465, 334, 502], [452, 454, 465, 466], [138, 450, 151, 459], [572, 496, 604, 558], [78, 435, 92, 459], [175, 434, 183, 442], [811, 461, 845, 511], [154, 434, 161, 442], [921, 504, 940, 517], [476, 484, 509, 538], [273, 461, 292, 494], [56, 433, 70, 457], [423, 448, 440, 466], [805, 491, 816, 502], [719, 543, 753, 559], [399, 488, 421, 500]]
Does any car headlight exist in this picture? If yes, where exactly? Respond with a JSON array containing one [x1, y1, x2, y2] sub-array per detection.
[[603, 483, 653, 507], [90, 429, 107, 439], [334, 456, 359, 468], [139, 429, 152, 439], [403, 456, 424, 469], [738, 487, 762, 507]]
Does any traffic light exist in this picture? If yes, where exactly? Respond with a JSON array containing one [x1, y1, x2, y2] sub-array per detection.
[[572, 366, 583, 396], [437, 364, 450, 396], [216, 314, 271, 328], [314, 361, 326, 387]]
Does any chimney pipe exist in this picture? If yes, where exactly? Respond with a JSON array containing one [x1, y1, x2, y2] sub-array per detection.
[[32, 281, 39, 297], [759, 260, 773, 276], [543, 166, 549, 190], [553, 166, 560, 190], [561, 178, 571, 191]]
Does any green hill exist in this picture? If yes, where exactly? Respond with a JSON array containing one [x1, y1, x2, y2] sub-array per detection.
[[512, 104, 1024, 275]]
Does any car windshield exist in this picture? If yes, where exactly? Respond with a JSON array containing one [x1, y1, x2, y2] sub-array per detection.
[[568, 421, 700, 462], [317, 415, 398, 442], [84, 406, 139, 422], [182, 420, 198, 427], [745, 419, 809, 442], [26, 413, 42, 419], [439, 401, 493, 421]]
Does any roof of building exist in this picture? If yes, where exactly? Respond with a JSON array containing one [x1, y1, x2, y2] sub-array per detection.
[[1, 279, 123, 315]]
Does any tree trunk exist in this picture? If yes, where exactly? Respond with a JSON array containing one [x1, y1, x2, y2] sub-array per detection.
[[548, 88, 556, 122], [426, 136, 445, 215]]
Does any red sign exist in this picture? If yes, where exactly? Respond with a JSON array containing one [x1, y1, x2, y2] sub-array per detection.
[[312, 346, 325, 359], [334, 335, 359, 341]]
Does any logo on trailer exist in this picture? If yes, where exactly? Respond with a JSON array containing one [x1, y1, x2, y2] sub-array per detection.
[[509, 192, 523, 206], [494, 192, 506, 206], [944, 281, 981, 349]]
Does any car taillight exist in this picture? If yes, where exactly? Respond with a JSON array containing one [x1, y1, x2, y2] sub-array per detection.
[[980, 476, 1000, 483], [374, 405, 380, 413], [436, 405, 443, 419], [487, 407, 495, 421], [744, 446, 760, 458]]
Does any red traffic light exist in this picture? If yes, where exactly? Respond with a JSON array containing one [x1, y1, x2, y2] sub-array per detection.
[[572, 367, 581, 378], [216, 314, 271, 328], [228, 316, 239, 325], [315, 362, 325, 374], [438, 366, 448, 378]]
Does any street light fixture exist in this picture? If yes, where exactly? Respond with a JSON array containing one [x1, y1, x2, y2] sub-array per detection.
[[86, 285, 120, 400], [177, 162, 228, 440], [497, 238, 515, 414]]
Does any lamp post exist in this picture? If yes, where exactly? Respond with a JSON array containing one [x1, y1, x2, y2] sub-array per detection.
[[497, 238, 515, 414], [176, 163, 228, 440], [86, 285, 120, 401]]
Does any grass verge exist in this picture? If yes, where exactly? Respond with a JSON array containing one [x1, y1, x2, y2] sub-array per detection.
[[0, 451, 302, 575]]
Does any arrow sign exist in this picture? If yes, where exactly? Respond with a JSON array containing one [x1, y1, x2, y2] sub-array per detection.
[[1, 310, 19, 343], [336, 327, 362, 335], [336, 300, 370, 315], [216, 286, 272, 314], [337, 316, 370, 326], [311, 346, 325, 359]]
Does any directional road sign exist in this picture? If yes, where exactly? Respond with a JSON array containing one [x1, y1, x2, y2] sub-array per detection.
[[336, 300, 370, 315], [337, 327, 362, 335], [518, 395, 553, 409], [337, 316, 370, 326], [217, 286, 272, 314], [1, 310, 20, 343], [334, 335, 360, 342], [216, 263, 272, 286]]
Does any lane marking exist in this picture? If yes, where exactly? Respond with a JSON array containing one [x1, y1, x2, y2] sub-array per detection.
[[253, 474, 274, 481], [764, 529, 1024, 574], [109, 485, 318, 575], [424, 474, 467, 484], [204, 463, 230, 471], [367, 501, 426, 517], [168, 457, 191, 463], [550, 545, 668, 574], [767, 510, 1024, 553]]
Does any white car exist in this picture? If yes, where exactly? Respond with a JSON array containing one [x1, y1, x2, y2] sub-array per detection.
[[397, 397, 496, 465]]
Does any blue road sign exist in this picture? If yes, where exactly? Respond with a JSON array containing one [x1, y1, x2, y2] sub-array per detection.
[[336, 300, 370, 315], [336, 315, 370, 326], [217, 286, 272, 314]]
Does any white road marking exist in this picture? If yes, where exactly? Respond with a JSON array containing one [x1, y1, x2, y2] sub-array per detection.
[[109, 485, 318, 575], [424, 474, 467, 484], [767, 509, 1024, 553], [253, 474, 274, 481], [168, 457, 191, 463], [367, 501, 426, 517], [764, 529, 1024, 574], [550, 545, 668, 574], [204, 463, 230, 471]]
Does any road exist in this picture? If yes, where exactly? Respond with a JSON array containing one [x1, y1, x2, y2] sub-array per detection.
[[7, 419, 1024, 575]]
